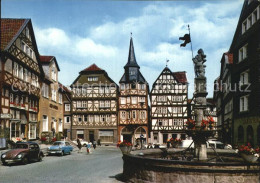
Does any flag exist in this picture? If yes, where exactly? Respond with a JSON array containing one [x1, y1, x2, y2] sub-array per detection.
[[179, 34, 191, 47]]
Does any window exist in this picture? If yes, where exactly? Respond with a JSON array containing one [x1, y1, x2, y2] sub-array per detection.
[[105, 101, 110, 108], [100, 101, 105, 108], [157, 107, 167, 114], [19, 65, 23, 79], [84, 115, 88, 122], [128, 111, 131, 119], [121, 111, 126, 119], [58, 93, 62, 104], [25, 27, 30, 38], [94, 115, 99, 122], [88, 77, 98, 81], [105, 87, 110, 93], [101, 115, 106, 122], [24, 69, 28, 82], [29, 123, 36, 139], [242, 5, 260, 34], [78, 115, 82, 122], [82, 101, 87, 108], [132, 97, 137, 104], [132, 111, 136, 119], [140, 111, 146, 119], [121, 98, 126, 104], [10, 93, 13, 103], [42, 115, 48, 131], [65, 104, 70, 111], [240, 95, 249, 112], [240, 71, 249, 85], [51, 89, 56, 101], [89, 115, 94, 122], [42, 83, 49, 98], [139, 97, 145, 103], [130, 71, 135, 75], [51, 67, 56, 81], [140, 84, 145, 90], [76, 101, 82, 108], [65, 116, 70, 123], [121, 84, 125, 90], [157, 96, 167, 102], [13, 62, 19, 77], [131, 83, 136, 89]]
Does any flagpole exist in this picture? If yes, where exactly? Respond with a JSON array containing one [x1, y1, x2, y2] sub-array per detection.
[[188, 25, 194, 59]]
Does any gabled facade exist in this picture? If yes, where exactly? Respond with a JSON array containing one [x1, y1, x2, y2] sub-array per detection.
[[118, 37, 149, 145], [38, 56, 64, 141], [216, 0, 260, 146], [150, 67, 188, 144], [214, 53, 234, 144], [0, 19, 44, 143], [60, 83, 72, 139], [70, 64, 118, 144]]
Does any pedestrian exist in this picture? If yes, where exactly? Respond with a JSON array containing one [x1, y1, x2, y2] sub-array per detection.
[[93, 139, 97, 149], [86, 143, 91, 154], [97, 139, 101, 146], [77, 138, 82, 153]]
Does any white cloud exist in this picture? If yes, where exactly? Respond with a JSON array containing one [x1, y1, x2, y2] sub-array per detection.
[[34, 1, 243, 97]]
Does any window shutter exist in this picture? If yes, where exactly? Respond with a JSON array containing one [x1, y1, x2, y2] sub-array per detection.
[[240, 98, 243, 112]]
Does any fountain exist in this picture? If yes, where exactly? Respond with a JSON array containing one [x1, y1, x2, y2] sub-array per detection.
[[121, 49, 260, 183]]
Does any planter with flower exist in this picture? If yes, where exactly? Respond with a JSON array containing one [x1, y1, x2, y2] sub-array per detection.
[[170, 138, 182, 148], [41, 136, 47, 144], [117, 140, 133, 154], [186, 119, 195, 130], [238, 143, 259, 163]]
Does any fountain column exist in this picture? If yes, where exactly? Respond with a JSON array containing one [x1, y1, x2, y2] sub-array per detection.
[[192, 49, 208, 161]]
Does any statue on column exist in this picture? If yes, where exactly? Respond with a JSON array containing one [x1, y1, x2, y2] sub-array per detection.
[[192, 49, 206, 78]]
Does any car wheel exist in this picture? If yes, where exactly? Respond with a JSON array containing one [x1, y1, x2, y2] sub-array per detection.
[[22, 157, 28, 165], [68, 151, 71, 155], [38, 154, 43, 162], [2, 161, 7, 166]]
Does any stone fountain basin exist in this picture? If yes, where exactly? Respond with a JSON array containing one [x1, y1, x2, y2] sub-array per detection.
[[123, 149, 260, 183]]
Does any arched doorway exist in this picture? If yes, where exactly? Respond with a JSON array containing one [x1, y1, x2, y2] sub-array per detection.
[[257, 125, 260, 146], [134, 127, 147, 147], [237, 125, 244, 143], [121, 127, 133, 143], [246, 125, 254, 147]]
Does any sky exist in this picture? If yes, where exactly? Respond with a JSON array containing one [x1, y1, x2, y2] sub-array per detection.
[[2, 0, 244, 98]]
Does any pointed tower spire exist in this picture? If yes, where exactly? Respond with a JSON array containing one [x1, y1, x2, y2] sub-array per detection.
[[124, 34, 140, 68]]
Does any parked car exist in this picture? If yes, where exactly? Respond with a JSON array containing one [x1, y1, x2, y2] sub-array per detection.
[[72, 139, 88, 147], [206, 140, 225, 149], [1, 141, 44, 165], [47, 141, 73, 156], [181, 140, 194, 148]]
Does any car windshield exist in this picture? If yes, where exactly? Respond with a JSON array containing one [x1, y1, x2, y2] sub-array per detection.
[[53, 142, 63, 146], [15, 144, 28, 149], [216, 144, 224, 149]]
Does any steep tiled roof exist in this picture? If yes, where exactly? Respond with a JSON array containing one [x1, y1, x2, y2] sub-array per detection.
[[40, 55, 54, 63], [81, 64, 103, 72], [59, 82, 71, 93], [173, 72, 187, 83], [1, 19, 26, 50], [124, 37, 140, 68]]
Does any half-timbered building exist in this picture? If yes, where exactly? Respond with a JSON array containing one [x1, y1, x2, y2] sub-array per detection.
[[38, 56, 64, 141], [118, 37, 149, 145], [0, 19, 44, 144], [150, 67, 188, 144], [70, 64, 118, 144]]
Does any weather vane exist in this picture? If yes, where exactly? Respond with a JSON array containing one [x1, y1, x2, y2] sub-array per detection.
[[166, 59, 169, 67]]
